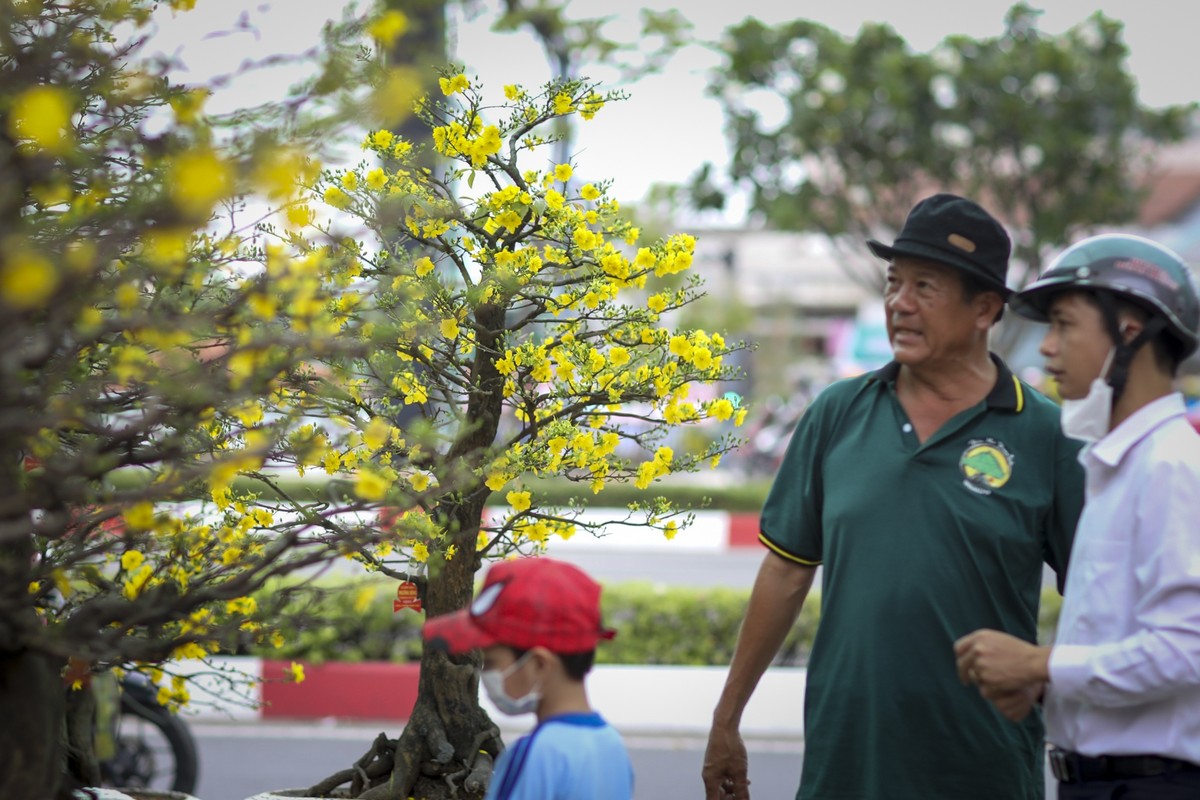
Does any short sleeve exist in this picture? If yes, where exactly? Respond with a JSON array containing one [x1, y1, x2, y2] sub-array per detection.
[[1043, 433, 1084, 593], [758, 389, 840, 565]]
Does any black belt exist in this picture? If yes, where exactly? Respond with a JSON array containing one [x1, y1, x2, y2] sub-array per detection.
[[1049, 748, 1200, 784]]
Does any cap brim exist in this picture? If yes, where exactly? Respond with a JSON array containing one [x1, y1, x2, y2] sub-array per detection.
[[422, 610, 498, 654], [866, 239, 1012, 299]]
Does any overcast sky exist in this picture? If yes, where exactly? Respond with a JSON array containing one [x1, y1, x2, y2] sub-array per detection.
[[150, 1, 1198, 215]]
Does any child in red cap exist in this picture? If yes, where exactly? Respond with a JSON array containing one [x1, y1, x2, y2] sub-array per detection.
[[423, 556, 633, 800]]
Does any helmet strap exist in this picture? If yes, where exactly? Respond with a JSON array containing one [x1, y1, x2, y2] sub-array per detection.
[[1094, 291, 1168, 402]]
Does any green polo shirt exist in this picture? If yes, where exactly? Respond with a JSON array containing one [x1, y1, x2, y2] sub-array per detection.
[[761, 356, 1083, 800]]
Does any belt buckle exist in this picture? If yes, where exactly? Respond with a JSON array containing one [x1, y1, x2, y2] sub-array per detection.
[[1049, 749, 1076, 783]]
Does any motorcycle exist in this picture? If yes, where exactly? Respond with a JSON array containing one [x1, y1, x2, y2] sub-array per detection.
[[98, 672, 200, 794]]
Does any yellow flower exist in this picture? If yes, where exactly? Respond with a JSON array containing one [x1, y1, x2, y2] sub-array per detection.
[[635, 460, 657, 490], [363, 417, 391, 451], [495, 209, 522, 233], [366, 168, 389, 191], [647, 294, 668, 313], [169, 88, 208, 125], [669, 335, 693, 360], [408, 472, 430, 491], [367, 10, 409, 46], [553, 163, 573, 183], [580, 92, 605, 120], [371, 67, 423, 127], [354, 470, 389, 501], [414, 256, 435, 277], [340, 171, 359, 191], [411, 541, 429, 562], [287, 662, 305, 683], [440, 317, 459, 339], [122, 565, 154, 601], [120, 550, 146, 572], [0, 247, 59, 310], [553, 92, 575, 115], [286, 203, 315, 228], [664, 520, 679, 541], [173, 642, 207, 660], [123, 503, 155, 531], [485, 472, 509, 491], [506, 490, 532, 513], [170, 148, 232, 218], [504, 84, 521, 100], [710, 398, 735, 421], [580, 184, 600, 201], [9, 86, 74, 153], [573, 227, 597, 250], [323, 186, 351, 209], [439, 73, 470, 96]]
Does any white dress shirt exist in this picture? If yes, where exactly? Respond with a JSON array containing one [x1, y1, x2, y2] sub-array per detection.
[[1045, 392, 1200, 763]]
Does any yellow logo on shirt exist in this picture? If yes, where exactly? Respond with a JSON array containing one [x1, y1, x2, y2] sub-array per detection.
[[960, 440, 1013, 495]]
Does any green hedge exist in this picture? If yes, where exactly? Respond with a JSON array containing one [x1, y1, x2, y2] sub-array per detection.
[[245, 578, 1062, 666], [107, 469, 775, 512]]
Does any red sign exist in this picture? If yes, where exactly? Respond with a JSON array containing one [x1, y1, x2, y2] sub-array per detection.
[[393, 581, 423, 613]]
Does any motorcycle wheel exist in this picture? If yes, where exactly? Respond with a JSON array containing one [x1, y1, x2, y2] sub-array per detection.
[[100, 689, 199, 794]]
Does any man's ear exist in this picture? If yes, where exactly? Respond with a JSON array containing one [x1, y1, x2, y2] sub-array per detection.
[[975, 291, 1004, 328], [529, 646, 556, 673], [1115, 308, 1145, 344]]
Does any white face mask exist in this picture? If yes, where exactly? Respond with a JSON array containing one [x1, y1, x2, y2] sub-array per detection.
[[1059, 346, 1117, 442], [481, 652, 542, 716]]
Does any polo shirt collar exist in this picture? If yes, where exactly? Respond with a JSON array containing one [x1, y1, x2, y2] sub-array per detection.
[[869, 353, 1023, 412], [1088, 392, 1187, 468]]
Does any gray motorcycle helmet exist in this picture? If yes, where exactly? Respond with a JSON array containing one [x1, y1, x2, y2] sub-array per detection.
[[1011, 233, 1200, 361]]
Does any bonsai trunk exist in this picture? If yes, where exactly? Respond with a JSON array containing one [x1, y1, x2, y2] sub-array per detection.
[[0, 649, 69, 800], [305, 503, 503, 800], [306, 301, 510, 798]]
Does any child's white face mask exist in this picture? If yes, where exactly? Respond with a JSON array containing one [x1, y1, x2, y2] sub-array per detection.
[[481, 651, 542, 716], [1060, 346, 1117, 443]]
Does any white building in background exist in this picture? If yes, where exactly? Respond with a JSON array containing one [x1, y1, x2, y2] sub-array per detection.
[[689, 227, 888, 397]]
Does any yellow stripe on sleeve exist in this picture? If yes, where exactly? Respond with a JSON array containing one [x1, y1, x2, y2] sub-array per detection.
[[758, 533, 822, 566], [1012, 375, 1024, 413]]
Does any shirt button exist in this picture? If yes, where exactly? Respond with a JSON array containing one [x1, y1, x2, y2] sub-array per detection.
[[902, 423, 913, 433]]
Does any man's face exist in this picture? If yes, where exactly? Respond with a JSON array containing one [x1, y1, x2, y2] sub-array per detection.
[[1039, 291, 1113, 401], [884, 258, 988, 367]]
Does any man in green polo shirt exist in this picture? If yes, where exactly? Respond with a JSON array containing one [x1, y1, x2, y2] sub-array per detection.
[[702, 193, 1084, 800]]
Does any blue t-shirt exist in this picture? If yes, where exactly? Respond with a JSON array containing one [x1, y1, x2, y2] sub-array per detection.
[[485, 712, 633, 800]]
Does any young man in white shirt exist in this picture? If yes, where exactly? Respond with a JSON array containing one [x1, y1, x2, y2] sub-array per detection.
[[955, 233, 1200, 799]]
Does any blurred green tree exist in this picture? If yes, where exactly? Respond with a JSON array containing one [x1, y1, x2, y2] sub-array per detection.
[[694, 3, 1194, 290]]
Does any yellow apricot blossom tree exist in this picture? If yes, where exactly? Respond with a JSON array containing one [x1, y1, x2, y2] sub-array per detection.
[[0, 2, 427, 796], [283, 70, 748, 799]]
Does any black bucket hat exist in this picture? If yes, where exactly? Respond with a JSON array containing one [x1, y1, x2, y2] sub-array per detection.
[[867, 193, 1012, 298]]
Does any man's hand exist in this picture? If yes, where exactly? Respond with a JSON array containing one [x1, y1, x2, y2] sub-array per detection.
[[954, 629, 1051, 694], [702, 723, 751, 800], [980, 682, 1045, 722]]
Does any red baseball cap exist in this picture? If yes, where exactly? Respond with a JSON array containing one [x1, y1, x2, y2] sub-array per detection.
[[423, 557, 616, 654]]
